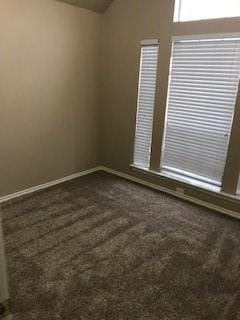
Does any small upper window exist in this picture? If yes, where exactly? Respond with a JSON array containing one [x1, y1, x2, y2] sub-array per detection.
[[174, 0, 240, 22]]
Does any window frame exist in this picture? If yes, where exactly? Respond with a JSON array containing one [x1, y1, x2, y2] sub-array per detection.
[[159, 33, 240, 192], [132, 33, 240, 198], [132, 39, 159, 169]]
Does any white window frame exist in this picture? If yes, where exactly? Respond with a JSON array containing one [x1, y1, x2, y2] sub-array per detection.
[[160, 32, 240, 189], [133, 39, 159, 169]]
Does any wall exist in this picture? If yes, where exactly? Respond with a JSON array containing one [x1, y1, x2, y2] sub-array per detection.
[[0, 0, 102, 197], [100, 0, 240, 212], [0, 0, 239, 212], [56, 0, 113, 13]]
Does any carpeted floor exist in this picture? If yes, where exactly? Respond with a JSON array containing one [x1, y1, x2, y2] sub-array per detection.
[[1, 171, 240, 320]]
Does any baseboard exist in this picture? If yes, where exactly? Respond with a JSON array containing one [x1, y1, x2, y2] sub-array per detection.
[[1, 164, 239, 220], [99, 166, 240, 220], [0, 166, 101, 204]]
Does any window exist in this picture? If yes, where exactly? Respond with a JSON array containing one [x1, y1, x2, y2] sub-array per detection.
[[160, 35, 240, 187], [238, 175, 240, 195], [174, 0, 240, 22], [133, 40, 159, 168]]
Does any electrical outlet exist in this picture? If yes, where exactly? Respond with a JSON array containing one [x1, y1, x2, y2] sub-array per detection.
[[176, 187, 184, 195]]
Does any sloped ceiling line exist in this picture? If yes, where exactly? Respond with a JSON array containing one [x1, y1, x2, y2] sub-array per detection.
[[55, 0, 114, 13]]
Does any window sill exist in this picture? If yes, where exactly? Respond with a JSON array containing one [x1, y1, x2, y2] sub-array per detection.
[[130, 164, 240, 203]]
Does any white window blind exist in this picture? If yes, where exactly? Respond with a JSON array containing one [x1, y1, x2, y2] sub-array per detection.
[[133, 40, 159, 168], [161, 36, 240, 186]]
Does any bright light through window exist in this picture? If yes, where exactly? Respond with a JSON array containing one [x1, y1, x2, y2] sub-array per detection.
[[174, 0, 240, 22]]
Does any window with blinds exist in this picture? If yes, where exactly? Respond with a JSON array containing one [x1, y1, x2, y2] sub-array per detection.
[[133, 40, 159, 168], [161, 35, 240, 186]]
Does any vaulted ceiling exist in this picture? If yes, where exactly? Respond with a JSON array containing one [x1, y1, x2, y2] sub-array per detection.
[[55, 0, 114, 13]]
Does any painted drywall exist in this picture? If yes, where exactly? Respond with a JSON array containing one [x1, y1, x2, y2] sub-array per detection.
[[100, 0, 240, 212], [55, 0, 113, 13], [0, 0, 239, 212], [0, 0, 102, 197]]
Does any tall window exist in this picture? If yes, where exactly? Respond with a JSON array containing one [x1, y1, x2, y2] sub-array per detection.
[[133, 40, 159, 168], [160, 35, 240, 187], [174, 0, 240, 22]]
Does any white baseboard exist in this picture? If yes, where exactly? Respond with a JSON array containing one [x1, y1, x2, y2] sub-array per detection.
[[99, 166, 240, 220], [0, 166, 101, 204], [0, 164, 239, 220]]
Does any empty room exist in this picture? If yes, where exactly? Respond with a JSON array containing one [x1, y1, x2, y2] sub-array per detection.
[[1, 0, 240, 319]]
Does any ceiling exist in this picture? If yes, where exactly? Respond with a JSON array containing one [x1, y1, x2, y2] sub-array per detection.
[[55, 0, 114, 13]]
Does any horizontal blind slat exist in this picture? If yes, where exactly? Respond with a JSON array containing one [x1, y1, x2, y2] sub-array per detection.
[[134, 44, 159, 168], [161, 37, 240, 184]]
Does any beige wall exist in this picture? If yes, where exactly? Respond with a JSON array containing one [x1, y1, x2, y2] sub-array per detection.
[[0, 0, 239, 212], [0, 0, 102, 197], [100, 0, 240, 212]]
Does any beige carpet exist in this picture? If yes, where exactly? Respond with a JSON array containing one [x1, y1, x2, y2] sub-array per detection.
[[1, 171, 240, 319]]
